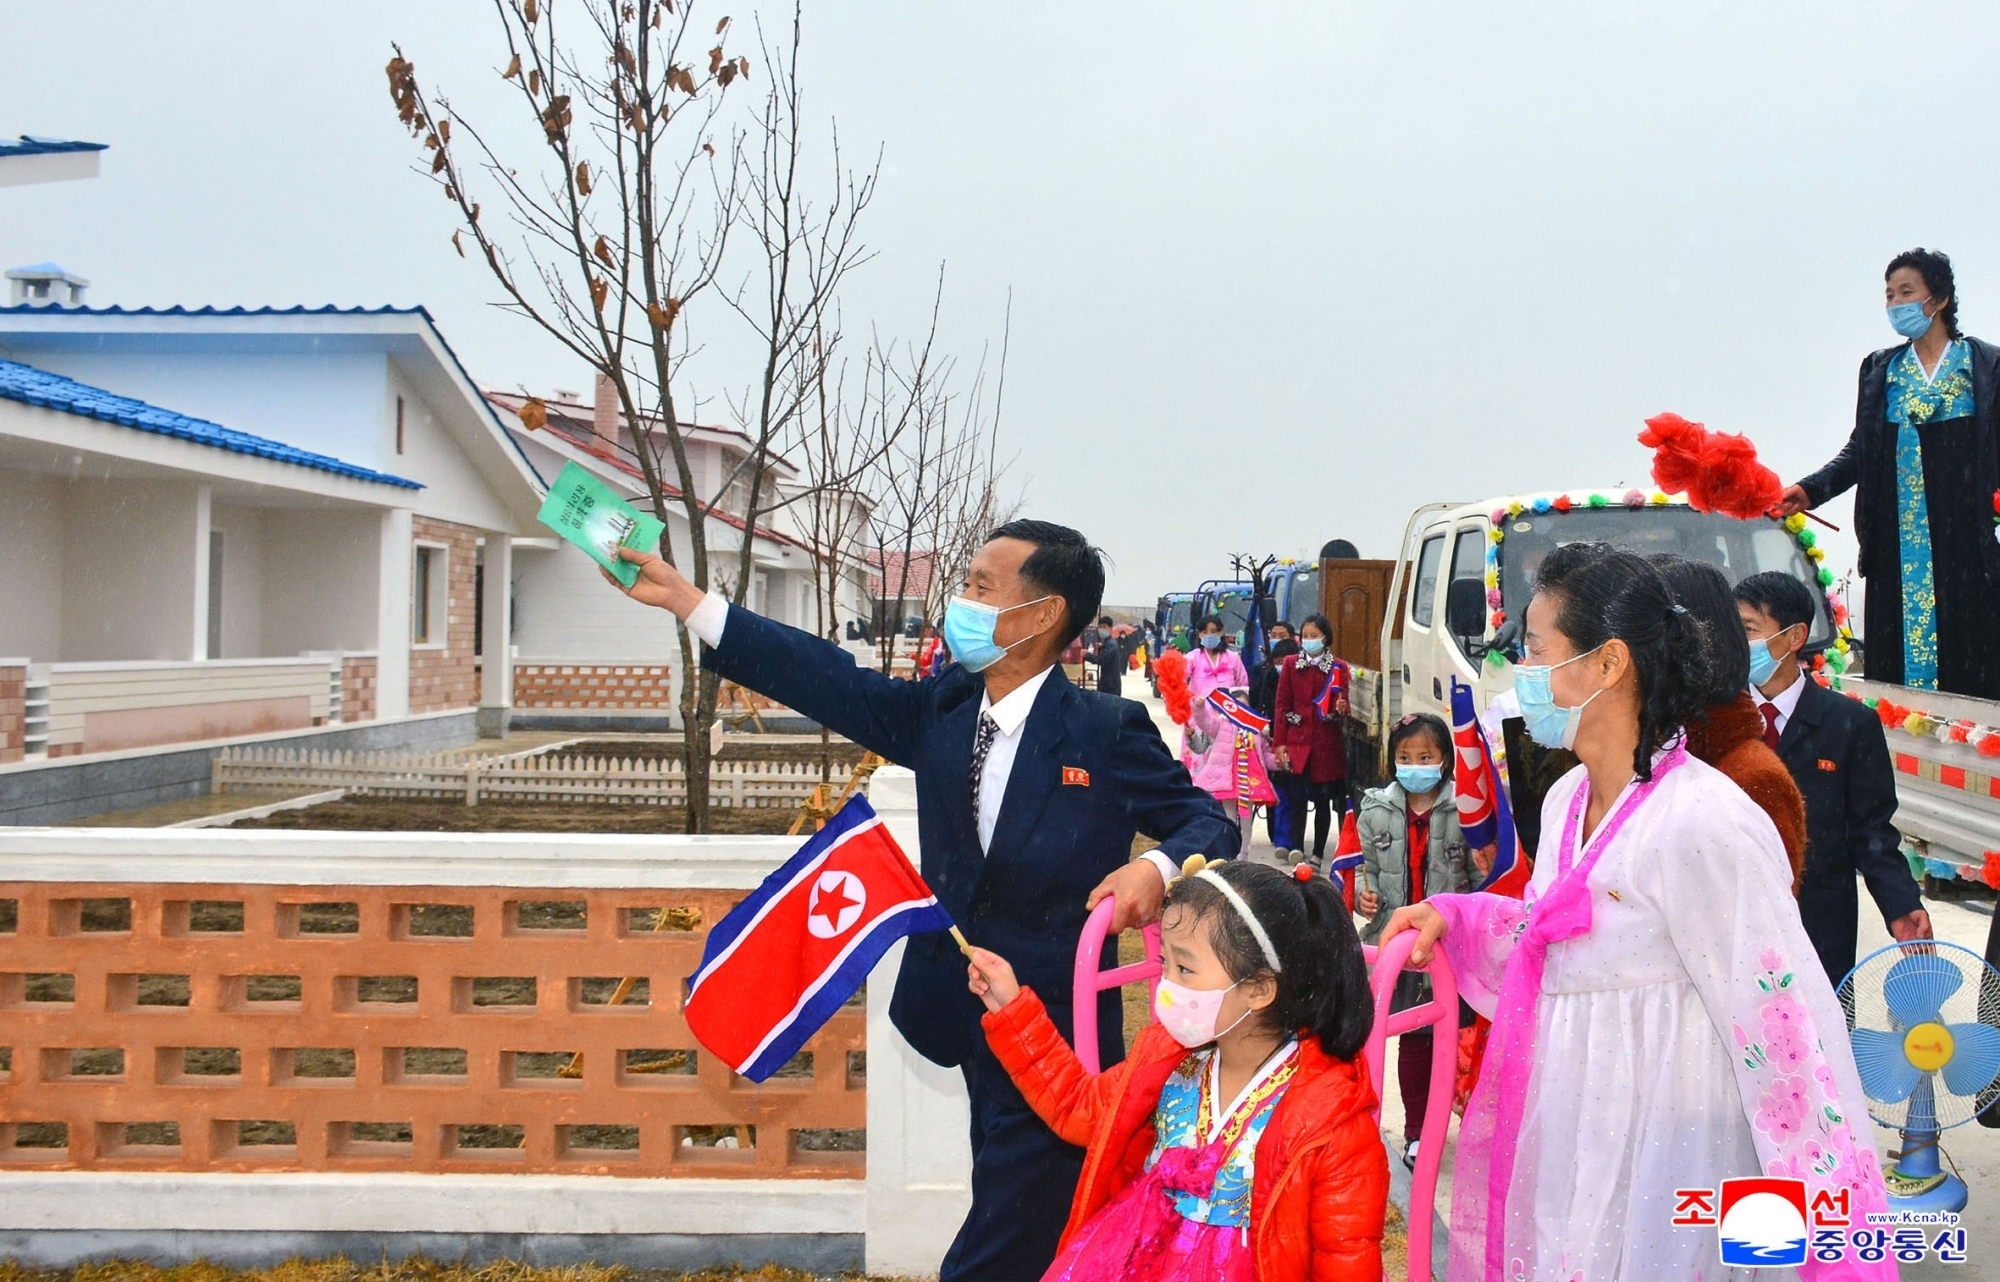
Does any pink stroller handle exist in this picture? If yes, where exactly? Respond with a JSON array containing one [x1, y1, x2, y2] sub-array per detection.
[[1071, 896, 1165, 1074], [1361, 932, 1459, 1282]]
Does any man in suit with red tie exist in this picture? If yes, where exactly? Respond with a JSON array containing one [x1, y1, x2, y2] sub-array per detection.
[[610, 519, 1238, 1282], [1736, 571, 1931, 988]]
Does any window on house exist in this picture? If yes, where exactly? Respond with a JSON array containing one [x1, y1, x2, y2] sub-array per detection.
[[413, 545, 445, 645], [395, 396, 406, 455]]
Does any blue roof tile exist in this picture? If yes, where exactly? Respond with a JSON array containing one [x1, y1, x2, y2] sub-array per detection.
[[0, 358, 423, 489], [0, 136, 109, 157]]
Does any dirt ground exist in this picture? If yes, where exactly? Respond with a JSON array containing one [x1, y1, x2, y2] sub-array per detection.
[[224, 799, 800, 835]]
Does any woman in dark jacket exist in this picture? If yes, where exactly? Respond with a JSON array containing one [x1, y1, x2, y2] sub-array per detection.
[[1779, 247, 2000, 698], [1273, 613, 1349, 866]]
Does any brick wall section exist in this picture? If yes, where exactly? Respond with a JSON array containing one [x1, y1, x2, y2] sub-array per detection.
[[514, 664, 674, 710], [0, 665, 24, 764], [340, 656, 377, 723], [0, 664, 25, 764], [410, 517, 480, 713], [0, 882, 863, 1176]]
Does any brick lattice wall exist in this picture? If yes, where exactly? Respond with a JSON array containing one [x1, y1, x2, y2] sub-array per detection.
[[410, 518, 479, 713], [514, 664, 674, 711], [0, 664, 24, 764], [340, 656, 377, 724], [0, 883, 863, 1176]]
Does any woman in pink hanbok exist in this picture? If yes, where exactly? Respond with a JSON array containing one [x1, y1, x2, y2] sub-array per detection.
[[1383, 544, 1893, 1282]]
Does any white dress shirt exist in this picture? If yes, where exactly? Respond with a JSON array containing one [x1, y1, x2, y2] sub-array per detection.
[[688, 592, 1178, 885], [1753, 672, 1807, 738]]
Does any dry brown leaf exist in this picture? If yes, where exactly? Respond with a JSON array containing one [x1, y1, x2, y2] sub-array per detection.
[[593, 235, 615, 268], [523, 0, 539, 24], [646, 297, 682, 332], [715, 15, 730, 33], [503, 52, 522, 79], [430, 149, 448, 173], [444, 183, 457, 201], [702, 141, 715, 157], [615, 42, 635, 75], [589, 277, 610, 312], [437, 118, 450, 145], [528, 67, 541, 97], [518, 397, 548, 430], [738, 56, 751, 80], [575, 160, 592, 194], [541, 94, 572, 143], [708, 45, 724, 75], [717, 61, 736, 87], [452, 230, 465, 258]]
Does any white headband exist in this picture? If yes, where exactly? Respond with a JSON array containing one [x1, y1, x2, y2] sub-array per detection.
[[1195, 867, 1282, 973]]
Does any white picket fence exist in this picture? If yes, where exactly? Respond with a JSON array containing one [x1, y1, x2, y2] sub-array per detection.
[[211, 746, 831, 808]]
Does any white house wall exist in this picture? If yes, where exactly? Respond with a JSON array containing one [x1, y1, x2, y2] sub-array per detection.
[[259, 509, 382, 656], [385, 361, 529, 533], [14, 349, 392, 476], [58, 477, 203, 662], [0, 470, 63, 657], [208, 504, 265, 658]]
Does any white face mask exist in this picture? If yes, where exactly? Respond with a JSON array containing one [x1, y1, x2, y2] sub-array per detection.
[[1152, 977, 1251, 1048]]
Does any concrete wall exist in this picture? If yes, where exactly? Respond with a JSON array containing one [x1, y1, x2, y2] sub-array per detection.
[[0, 470, 63, 659], [0, 709, 476, 825], [208, 504, 266, 659], [59, 478, 204, 663], [43, 658, 334, 757]]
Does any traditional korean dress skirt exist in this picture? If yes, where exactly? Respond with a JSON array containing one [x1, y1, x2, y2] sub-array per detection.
[[1041, 1043, 1297, 1282]]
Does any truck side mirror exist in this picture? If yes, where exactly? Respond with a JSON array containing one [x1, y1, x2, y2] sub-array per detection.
[[1445, 577, 1487, 642]]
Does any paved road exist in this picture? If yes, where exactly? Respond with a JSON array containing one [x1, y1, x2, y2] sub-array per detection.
[[1127, 673, 1998, 1272]]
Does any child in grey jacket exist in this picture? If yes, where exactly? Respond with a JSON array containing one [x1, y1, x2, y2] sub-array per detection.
[[1355, 713, 1476, 1167]]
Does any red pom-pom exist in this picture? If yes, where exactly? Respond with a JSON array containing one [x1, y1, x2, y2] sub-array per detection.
[[1155, 648, 1193, 725], [1638, 412, 1783, 520], [1978, 731, 2000, 759], [1292, 861, 1314, 883], [1984, 852, 2000, 891]]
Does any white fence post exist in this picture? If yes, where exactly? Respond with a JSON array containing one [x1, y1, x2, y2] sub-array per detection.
[[862, 764, 973, 1277]]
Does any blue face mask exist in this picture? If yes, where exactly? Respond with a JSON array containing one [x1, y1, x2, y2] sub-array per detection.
[[1888, 300, 1935, 341], [942, 594, 1050, 673], [1300, 637, 1326, 656], [1396, 763, 1444, 795], [1200, 633, 1224, 651], [1512, 645, 1605, 750], [1747, 628, 1797, 687]]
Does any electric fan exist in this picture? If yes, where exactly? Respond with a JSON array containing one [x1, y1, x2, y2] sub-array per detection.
[[1840, 940, 2000, 1212]]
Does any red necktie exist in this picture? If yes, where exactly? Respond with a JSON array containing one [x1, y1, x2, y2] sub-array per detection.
[[1759, 702, 1782, 751]]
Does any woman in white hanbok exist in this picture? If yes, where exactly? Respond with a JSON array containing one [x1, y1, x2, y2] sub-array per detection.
[[1384, 546, 1892, 1282]]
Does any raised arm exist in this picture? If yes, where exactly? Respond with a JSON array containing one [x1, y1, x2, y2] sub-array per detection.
[[611, 548, 928, 764]]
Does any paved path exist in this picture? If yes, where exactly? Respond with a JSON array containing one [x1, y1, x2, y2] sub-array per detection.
[[1126, 673, 1998, 1272]]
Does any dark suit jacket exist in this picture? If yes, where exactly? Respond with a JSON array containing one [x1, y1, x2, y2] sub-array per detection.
[[1777, 678, 1920, 983], [1799, 336, 2000, 584], [702, 606, 1239, 1067]]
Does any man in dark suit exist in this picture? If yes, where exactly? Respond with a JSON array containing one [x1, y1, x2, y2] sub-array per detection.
[[1085, 614, 1123, 696], [612, 520, 1238, 1282], [1736, 572, 1930, 988]]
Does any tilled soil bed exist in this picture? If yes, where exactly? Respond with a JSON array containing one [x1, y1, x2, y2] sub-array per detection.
[[225, 798, 798, 835]]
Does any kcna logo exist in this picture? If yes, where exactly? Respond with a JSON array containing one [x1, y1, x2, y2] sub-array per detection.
[[1676, 1178, 1810, 1267], [806, 870, 866, 939]]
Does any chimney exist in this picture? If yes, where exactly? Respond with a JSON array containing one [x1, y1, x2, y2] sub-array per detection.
[[594, 374, 621, 444], [6, 262, 89, 308]]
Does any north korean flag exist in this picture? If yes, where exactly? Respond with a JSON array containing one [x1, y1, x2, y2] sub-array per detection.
[[684, 795, 953, 1082], [1206, 688, 1271, 735]]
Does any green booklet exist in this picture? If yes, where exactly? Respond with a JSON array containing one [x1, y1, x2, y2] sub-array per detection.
[[536, 460, 666, 588]]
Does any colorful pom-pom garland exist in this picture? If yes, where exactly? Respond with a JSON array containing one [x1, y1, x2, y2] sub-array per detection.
[[1475, 490, 1858, 674]]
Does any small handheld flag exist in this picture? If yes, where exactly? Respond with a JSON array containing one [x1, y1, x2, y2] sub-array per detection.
[[1330, 809, 1364, 912], [1449, 677, 1523, 893], [684, 796, 953, 1082], [1206, 688, 1271, 736], [1312, 661, 1349, 719]]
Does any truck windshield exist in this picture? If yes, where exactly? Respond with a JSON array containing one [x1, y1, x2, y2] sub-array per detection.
[[1211, 589, 1253, 644], [1497, 507, 1836, 649]]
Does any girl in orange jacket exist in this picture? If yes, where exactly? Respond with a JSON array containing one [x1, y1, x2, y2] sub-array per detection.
[[966, 858, 1389, 1282]]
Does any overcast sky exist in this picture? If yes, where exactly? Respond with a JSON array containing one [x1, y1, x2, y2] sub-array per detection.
[[7, 1, 1997, 606]]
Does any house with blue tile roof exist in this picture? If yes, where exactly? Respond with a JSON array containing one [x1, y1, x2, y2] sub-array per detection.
[[0, 300, 547, 761]]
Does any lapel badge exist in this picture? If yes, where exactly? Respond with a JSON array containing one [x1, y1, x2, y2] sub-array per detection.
[[1062, 766, 1091, 787], [1818, 759, 1837, 772]]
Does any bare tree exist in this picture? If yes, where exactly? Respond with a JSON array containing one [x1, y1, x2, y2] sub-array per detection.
[[387, 0, 875, 830]]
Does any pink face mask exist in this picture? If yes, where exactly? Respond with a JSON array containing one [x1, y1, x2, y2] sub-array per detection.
[[1152, 977, 1248, 1048]]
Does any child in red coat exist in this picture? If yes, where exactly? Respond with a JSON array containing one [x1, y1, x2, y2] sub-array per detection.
[[965, 859, 1389, 1282]]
